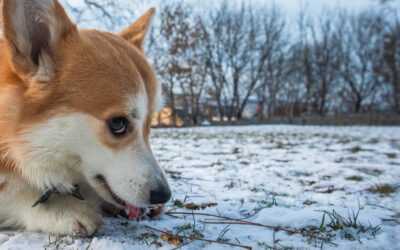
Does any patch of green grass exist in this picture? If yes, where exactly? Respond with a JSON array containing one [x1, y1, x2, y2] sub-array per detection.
[[216, 225, 231, 242], [138, 233, 159, 246], [321, 175, 332, 180], [346, 176, 363, 181], [256, 240, 294, 250], [303, 200, 316, 206], [336, 156, 360, 163], [390, 140, 400, 150], [334, 157, 344, 163], [349, 146, 362, 153], [367, 138, 379, 144], [211, 160, 223, 167], [224, 181, 236, 189], [244, 194, 278, 217], [299, 179, 316, 186], [259, 195, 278, 208], [386, 153, 397, 159], [357, 168, 384, 176], [321, 208, 380, 237], [273, 159, 291, 163], [257, 241, 274, 250], [165, 170, 182, 179], [338, 139, 351, 144], [346, 156, 358, 161], [173, 199, 184, 208], [250, 186, 265, 192], [44, 235, 78, 249], [325, 148, 336, 152], [232, 147, 240, 154], [173, 220, 203, 239], [293, 171, 313, 177], [302, 205, 381, 245], [313, 185, 342, 194], [367, 184, 400, 195]]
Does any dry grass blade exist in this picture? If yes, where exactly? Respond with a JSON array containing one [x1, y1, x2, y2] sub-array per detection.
[[166, 211, 332, 244], [145, 225, 252, 249], [171, 239, 196, 250], [160, 232, 183, 245]]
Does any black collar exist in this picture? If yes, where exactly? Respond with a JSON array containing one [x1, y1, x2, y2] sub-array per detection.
[[32, 185, 84, 207]]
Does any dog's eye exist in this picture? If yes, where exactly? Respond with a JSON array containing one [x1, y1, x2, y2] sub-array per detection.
[[108, 117, 128, 136]]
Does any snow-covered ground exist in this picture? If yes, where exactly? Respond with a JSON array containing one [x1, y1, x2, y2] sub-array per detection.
[[1, 125, 399, 249]]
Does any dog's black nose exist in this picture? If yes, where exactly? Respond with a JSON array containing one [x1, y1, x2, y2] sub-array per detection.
[[150, 187, 171, 204]]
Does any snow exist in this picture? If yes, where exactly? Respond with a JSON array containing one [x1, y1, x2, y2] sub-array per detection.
[[1, 125, 399, 249]]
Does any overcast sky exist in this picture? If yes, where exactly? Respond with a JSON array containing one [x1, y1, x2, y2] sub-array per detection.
[[59, 0, 400, 32], [136, 0, 400, 24], [103, 0, 400, 16], [146, 0, 400, 13], [272, 0, 398, 11], [271, 0, 398, 17]]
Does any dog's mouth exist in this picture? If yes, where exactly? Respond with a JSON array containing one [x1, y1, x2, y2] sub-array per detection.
[[95, 174, 141, 220]]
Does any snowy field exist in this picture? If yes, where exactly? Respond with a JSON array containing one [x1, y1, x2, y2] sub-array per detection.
[[1, 125, 399, 249]]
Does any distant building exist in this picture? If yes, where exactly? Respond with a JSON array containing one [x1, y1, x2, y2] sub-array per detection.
[[151, 108, 184, 127]]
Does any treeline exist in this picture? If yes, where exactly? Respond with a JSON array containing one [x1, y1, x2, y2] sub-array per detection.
[[33, 1, 400, 124], [146, 2, 400, 125]]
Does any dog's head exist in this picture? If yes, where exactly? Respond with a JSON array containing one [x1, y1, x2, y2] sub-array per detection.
[[0, 0, 170, 212]]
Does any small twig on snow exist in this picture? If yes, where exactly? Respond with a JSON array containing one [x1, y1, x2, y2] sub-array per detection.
[[166, 210, 333, 244], [145, 225, 252, 249]]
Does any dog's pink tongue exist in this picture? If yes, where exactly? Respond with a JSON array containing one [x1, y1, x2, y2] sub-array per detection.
[[126, 203, 140, 220]]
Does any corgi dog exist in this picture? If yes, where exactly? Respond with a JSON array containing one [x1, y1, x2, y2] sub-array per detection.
[[0, 0, 171, 236]]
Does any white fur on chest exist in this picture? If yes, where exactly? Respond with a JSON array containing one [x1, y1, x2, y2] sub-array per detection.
[[11, 114, 90, 193]]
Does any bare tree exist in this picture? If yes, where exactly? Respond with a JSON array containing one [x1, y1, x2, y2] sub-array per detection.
[[284, 44, 308, 119], [309, 12, 339, 115], [255, 5, 287, 120], [153, 4, 208, 125], [206, 1, 269, 121], [379, 12, 400, 113], [207, 1, 250, 121], [177, 17, 208, 124], [154, 5, 187, 126], [37, 0, 398, 125], [295, 7, 316, 114], [334, 11, 385, 112], [204, 6, 228, 121], [61, 0, 137, 31]]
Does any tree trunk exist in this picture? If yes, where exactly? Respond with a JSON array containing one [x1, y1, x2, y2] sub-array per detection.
[[319, 79, 327, 116], [157, 112, 162, 126], [393, 84, 400, 114], [267, 96, 276, 119], [169, 88, 177, 127], [258, 99, 265, 120], [236, 112, 242, 121], [216, 95, 224, 121], [355, 95, 362, 113], [391, 62, 400, 114]]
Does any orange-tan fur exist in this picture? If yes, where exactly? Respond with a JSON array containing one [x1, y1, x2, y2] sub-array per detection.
[[0, 0, 169, 236], [0, 182, 6, 192]]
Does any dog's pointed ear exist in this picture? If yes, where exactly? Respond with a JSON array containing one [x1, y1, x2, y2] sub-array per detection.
[[1, 0, 77, 83], [119, 8, 155, 50]]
